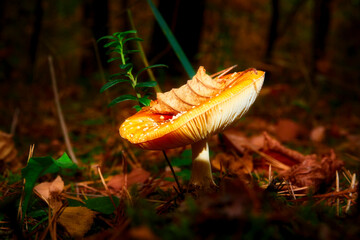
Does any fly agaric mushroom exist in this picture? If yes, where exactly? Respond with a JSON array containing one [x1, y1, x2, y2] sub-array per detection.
[[120, 66, 265, 190]]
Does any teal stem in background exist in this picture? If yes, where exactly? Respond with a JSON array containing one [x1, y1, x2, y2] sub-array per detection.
[[147, 0, 195, 78]]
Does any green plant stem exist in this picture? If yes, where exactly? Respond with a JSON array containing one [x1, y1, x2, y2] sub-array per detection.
[[147, 0, 195, 78], [127, 9, 162, 93], [118, 39, 141, 100], [93, 39, 138, 166], [162, 150, 183, 194]]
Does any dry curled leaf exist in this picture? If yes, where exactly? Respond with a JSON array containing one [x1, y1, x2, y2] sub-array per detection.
[[263, 132, 309, 165], [58, 206, 95, 238], [0, 130, 18, 167], [310, 126, 326, 142], [34, 175, 64, 200], [107, 168, 151, 193], [129, 226, 159, 240], [34, 175, 64, 210], [212, 152, 253, 175], [150, 66, 258, 114], [284, 150, 343, 191], [275, 119, 303, 142], [285, 156, 324, 188]]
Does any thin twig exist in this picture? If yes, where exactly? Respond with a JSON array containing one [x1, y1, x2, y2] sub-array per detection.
[[268, 164, 272, 184], [97, 166, 110, 192], [97, 166, 118, 212], [48, 56, 79, 165], [127, 9, 162, 93], [342, 171, 351, 184], [162, 150, 182, 194], [336, 170, 340, 216], [245, 143, 290, 171], [210, 65, 238, 78], [290, 188, 357, 202], [277, 186, 308, 193], [289, 181, 296, 200], [345, 173, 357, 213], [10, 108, 20, 135]]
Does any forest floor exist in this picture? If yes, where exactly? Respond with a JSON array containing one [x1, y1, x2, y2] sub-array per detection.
[[0, 72, 359, 239]]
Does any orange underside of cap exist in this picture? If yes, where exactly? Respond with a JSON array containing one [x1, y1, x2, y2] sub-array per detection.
[[120, 69, 265, 150]]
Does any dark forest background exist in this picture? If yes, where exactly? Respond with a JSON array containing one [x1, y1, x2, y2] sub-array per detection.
[[0, 0, 359, 157], [1, 1, 360, 239]]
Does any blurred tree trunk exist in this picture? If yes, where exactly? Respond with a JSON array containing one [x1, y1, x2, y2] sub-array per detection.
[[265, 0, 279, 62], [29, 0, 43, 82], [81, 0, 109, 79], [148, 0, 205, 76], [0, 1, 4, 34], [30, 0, 43, 64], [311, 0, 332, 81]]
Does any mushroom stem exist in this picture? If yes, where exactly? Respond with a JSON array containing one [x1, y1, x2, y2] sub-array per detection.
[[189, 139, 216, 189]]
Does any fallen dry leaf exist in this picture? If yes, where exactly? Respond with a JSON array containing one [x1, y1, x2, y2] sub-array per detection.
[[285, 156, 323, 188], [284, 150, 343, 191], [34, 175, 64, 211], [263, 132, 308, 165], [222, 129, 249, 153], [275, 119, 303, 142], [107, 168, 151, 193], [310, 126, 326, 142], [34, 175, 64, 201], [224, 130, 344, 192], [150, 66, 257, 114], [150, 66, 223, 114], [0, 130, 18, 170], [212, 152, 253, 176], [128, 225, 159, 240], [58, 206, 95, 238]]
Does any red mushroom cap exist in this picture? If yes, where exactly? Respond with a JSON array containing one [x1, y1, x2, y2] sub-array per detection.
[[120, 67, 265, 149]]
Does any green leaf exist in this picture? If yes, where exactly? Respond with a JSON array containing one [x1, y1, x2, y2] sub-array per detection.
[[84, 197, 120, 214], [100, 79, 131, 93], [123, 37, 144, 44], [138, 97, 151, 106], [176, 169, 191, 181], [55, 153, 78, 169], [109, 72, 128, 79], [135, 81, 158, 88], [107, 57, 122, 63], [120, 63, 133, 70], [117, 30, 137, 38], [21, 153, 77, 219], [69, 197, 120, 215], [135, 64, 167, 80], [171, 149, 192, 167], [147, 0, 195, 78], [28, 209, 48, 218], [104, 41, 119, 48], [124, 50, 141, 55], [105, 48, 115, 55], [133, 105, 142, 112], [97, 35, 117, 42], [108, 95, 137, 107]]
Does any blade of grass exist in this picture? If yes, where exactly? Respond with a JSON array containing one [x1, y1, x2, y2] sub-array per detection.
[[48, 56, 79, 165], [147, 0, 195, 78]]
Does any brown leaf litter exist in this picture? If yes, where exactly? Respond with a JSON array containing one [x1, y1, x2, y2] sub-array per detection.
[[220, 129, 344, 192], [34, 175, 64, 211], [58, 206, 96, 238], [0, 130, 19, 171], [107, 168, 151, 194]]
